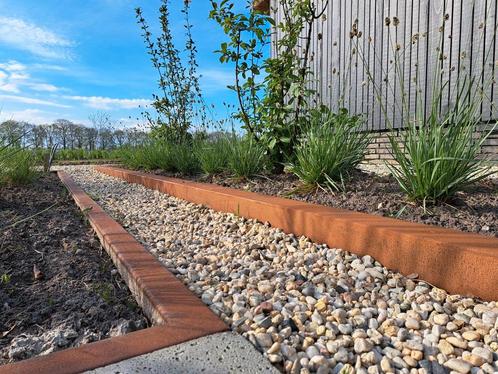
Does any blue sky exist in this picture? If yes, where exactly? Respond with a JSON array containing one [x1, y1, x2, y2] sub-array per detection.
[[0, 0, 249, 127]]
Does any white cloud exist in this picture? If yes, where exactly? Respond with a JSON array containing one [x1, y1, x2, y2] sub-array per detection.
[[0, 94, 71, 108], [0, 60, 61, 94], [64, 95, 150, 110], [0, 61, 27, 72], [28, 83, 59, 92], [200, 69, 234, 92], [0, 108, 52, 124], [0, 17, 74, 59]]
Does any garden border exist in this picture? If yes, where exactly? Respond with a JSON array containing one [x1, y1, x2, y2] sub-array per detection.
[[0, 171, 227, 374], [96, 166, 498, 301]]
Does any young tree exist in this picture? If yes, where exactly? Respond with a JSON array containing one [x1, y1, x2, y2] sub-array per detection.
[[136, 0, 205, 142]]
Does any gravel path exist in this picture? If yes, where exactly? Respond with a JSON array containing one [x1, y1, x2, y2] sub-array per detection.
[[63, 166, 498, 374]]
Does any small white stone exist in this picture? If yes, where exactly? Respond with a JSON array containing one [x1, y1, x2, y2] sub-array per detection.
[[444, 358, 472, 374]]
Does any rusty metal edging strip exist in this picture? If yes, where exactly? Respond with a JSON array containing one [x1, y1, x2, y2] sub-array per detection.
[[95, 166, 498, 301]]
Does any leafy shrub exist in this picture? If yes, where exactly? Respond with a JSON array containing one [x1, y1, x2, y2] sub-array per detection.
[[195, 137, 230, 175], [226, 136, 268, 179], [0, 148, 38, 185], [288, 108, 369, 190]]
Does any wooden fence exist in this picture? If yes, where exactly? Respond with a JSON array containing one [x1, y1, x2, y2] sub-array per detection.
[[270, 0, 498, 131]]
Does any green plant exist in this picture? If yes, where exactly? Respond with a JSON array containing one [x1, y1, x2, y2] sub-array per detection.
[[195, 136, 231, 175], [387, 80, 496, 204], [211, 0, 329, 163], [209, 0, 270, 138], [170, 142, 200, 175], [352, 12, 497, 204], [120, 141, 200, 175], [0, 273, 11, 285], [0, 148, 38, 186], [260, 0, 328, 162], [136, 0, 205, 142], [226, 135, 268, 178], [288, 108, 369, 190], [120, 142, 174, 171], [92, 282, 114, 304]]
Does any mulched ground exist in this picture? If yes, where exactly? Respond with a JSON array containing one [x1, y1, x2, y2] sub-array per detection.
[[0, 174, 148, 364], [151, 169, 498, 238]]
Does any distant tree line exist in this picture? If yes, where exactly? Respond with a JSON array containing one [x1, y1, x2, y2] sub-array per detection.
[[0, 113, 148, 150]]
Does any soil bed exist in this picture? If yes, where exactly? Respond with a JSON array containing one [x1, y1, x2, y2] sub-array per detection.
[[148, 168, 498, 238], [0, 173, 148, 364]]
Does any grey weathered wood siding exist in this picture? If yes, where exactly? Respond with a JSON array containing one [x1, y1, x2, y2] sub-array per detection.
[[270, 0, 498, 131]]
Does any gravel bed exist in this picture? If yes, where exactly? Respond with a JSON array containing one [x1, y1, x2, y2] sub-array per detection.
[[64, 166, 498, 374]]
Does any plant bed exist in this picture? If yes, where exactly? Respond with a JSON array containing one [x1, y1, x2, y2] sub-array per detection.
[[133, 167, 498, 238], [0, 174, 148, 364]]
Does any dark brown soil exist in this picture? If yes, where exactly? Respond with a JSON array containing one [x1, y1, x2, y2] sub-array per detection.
[[151, 169, 498, 238], [0, 174, 148, 364]]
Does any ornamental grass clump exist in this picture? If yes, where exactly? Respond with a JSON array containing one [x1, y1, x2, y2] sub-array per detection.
[[195, 136, 230, 175], [120, 142, 174, 171], [226, 136, 268, 179], [170, 142, 200, 175], [351, 12, 497, 205], [0, 148, 37, 185], [289, 108, 370, 191], [388, 78, 496, 205]]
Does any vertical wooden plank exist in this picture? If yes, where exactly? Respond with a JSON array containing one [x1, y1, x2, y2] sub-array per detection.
[[481, 0, 497, 120], [424, 0, 444, 122], [471, 0, 486, 121], [379, 0, 390, 130], [360, 0, 370, 129], [403, 0, 415, 126], [413, 0, 429, 124], [311, 0, 319, 106], [440, 0, 454, 116], [318, 1, 328, 107], [341, 0, 351, 111], [373, 0, 385, 130], [446, 0, 460, 113], [330, 0, 342, 112], [407, 0, 421, 124], [350, 0, 359, 115], [492, 0, 498, 119], [367, 0, 378, 130], [326, 0, 332, 109], [390, 0, 405, 129], [393, 0, 405, 129]]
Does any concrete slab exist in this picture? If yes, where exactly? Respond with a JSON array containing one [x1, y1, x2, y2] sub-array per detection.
[[86, 332, 279, 374]]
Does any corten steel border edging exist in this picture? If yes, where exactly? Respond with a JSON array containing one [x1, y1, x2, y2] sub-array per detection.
[[0, 325, 216, 374], [0, 172, 227, 374], [96, 166, 498, 301]]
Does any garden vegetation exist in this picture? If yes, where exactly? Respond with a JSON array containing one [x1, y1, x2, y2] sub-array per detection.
[[130, 0, 496, 206]]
